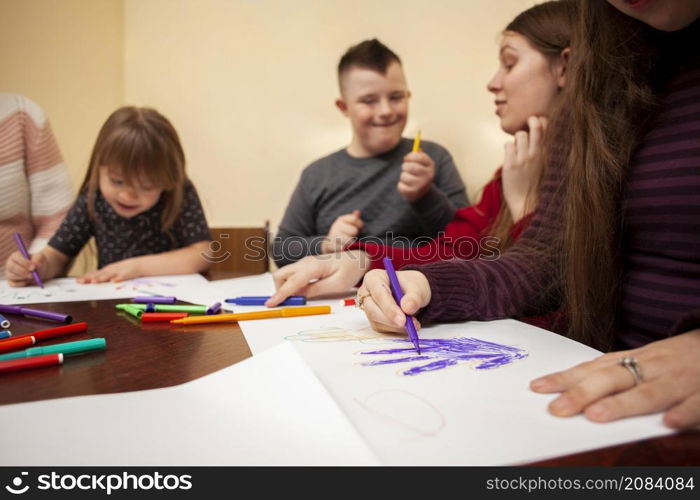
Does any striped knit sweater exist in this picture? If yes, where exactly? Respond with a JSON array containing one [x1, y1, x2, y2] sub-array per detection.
[[407, 31, 700, 350], [0, 93, 73, 278]]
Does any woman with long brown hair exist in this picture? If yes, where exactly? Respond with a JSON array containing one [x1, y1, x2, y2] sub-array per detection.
[[359, 0, 700, 429]]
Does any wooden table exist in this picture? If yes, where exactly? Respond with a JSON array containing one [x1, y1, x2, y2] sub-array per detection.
[[1, 290, 698, 466]]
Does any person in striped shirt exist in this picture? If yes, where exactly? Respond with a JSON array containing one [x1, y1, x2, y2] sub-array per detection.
[[0, 93, 73, 279], [359, 0, 700, 429]]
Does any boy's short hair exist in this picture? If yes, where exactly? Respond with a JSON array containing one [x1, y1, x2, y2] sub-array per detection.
[[337, 39, 402, 88]]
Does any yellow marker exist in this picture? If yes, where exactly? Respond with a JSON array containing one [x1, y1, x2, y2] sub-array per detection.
[[170, 305, 331, 325], [412, 130, 422, 153]]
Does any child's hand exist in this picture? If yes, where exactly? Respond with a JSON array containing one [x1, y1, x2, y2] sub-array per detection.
[[5, 250, 49, 287], [322, 210, 364, 253], [78, 259, 143, 284], [398, 151, 435, 202], [502, 116, 547, 221]]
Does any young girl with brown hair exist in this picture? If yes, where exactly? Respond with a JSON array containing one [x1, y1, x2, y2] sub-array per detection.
[[6, 106, 212, 285]]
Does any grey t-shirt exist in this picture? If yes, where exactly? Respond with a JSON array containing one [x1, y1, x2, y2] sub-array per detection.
[[272, 138, 468, 267]]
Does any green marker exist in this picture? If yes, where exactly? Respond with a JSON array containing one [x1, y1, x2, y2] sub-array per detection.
[[151, 304, 207, 314], [115, 303, 207, 314], [121, 304, 144, 319], [0, 338, 106, 361]]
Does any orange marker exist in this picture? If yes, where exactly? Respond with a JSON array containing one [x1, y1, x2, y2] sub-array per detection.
[[171, 305, 331, 325], [0, 336, 36, 354]]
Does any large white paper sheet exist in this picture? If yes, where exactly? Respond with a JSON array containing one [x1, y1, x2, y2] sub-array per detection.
[[0, 274, 209, 305], [239, 311, 673, 465], [0, 342, 379, 466]]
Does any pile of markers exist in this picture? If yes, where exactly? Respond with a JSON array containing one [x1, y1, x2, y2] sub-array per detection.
[[115, 296, 222, 323], [116, 295, 332, 325], [0, 320, 105, 375]]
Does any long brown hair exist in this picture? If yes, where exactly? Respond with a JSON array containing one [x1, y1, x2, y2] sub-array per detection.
[[559, 0, 660, 350], [81, 106, 187, 233], [487, 0, 576, 251]]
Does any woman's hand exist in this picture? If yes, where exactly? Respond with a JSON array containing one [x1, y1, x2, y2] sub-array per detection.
[[502, 116, 547, 221], [266, 250, 371, 306], [358, 269, 432, 333], [531, 329, 700, 429]]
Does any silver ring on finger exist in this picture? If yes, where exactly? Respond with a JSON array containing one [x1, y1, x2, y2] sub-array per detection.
[[619, 356, 643, 385]]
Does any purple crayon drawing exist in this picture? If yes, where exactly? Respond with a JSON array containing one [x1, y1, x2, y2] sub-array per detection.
[[360, 337, 528, 376]]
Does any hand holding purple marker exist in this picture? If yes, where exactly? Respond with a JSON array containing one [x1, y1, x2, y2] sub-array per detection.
[[13, 233, 44, 288], [382, 257, 421, 354]]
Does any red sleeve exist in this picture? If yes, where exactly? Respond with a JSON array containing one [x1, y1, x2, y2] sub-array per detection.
[[348, 174, 506, 270]]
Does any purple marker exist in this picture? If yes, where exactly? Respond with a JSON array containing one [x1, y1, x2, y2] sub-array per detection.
[[206, 302, 221, 315], [14, 233, 44, 288], [132, 296, 176, 304], [383, 257, 421, 354], [17, 306, 72, 324], [0, 305, 23, 315], [0, 304, 72, 324]]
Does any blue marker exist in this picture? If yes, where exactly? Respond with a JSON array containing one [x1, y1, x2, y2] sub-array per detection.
[[206, 302, 222, 315], [225, 296, 306, 306], [0, 330, 11, 340], [0, 314, 9, 329]]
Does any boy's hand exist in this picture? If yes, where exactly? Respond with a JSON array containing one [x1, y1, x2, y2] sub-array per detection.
[[78, 258, 143, 284], [502, 116, 548, 221], [322, 210, 363, 253], [5, 250, 49, 287], [398, 151, 435, 202]]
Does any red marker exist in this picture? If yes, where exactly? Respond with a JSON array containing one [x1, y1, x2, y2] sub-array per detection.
[[0, 353, 63, 374], [340, 298, 356, 306], [0, 336, 35, 354], [141, 312, 188, 323], [1, 322, 88, 344]]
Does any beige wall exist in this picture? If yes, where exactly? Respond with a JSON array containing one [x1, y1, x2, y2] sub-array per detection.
[[0, 0, 124, 188], [3, 0, 536, 238], [124, 0, 537, 229]]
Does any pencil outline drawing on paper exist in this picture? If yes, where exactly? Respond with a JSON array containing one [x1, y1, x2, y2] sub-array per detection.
[[285, 326, 389, 343], [353, 389, 447, 440], [359, 337, 528, 376]]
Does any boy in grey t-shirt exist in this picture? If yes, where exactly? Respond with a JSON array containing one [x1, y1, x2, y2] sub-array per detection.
[[272, 39, 468, 267]]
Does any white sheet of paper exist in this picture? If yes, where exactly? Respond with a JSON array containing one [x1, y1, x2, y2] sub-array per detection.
[[0, 342, 379, 466], [0, 274, 209, 305], [239, 311, 673, 465]]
